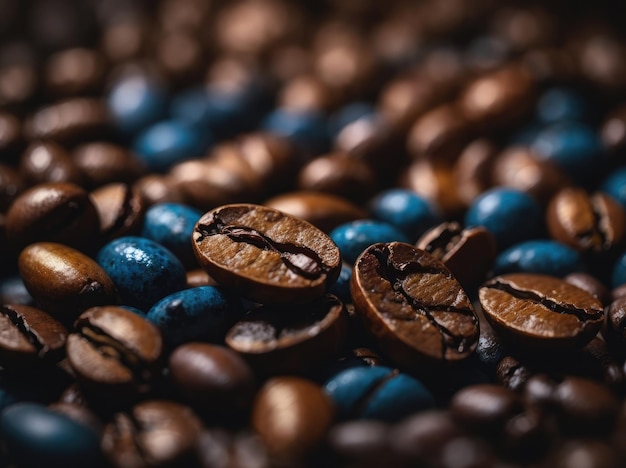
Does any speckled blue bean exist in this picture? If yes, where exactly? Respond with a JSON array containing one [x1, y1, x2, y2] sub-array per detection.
[[262, 108, 329, 157], [536, 87, 587, 124], [146, 286, 243, 348], [107, 74, 167, 136], [132, 119, 210, 172], [96, 236, 187, 311], [601, 167, 626, 211], [0, 403, 102, 468], [464, 188, 543, 251], [531, 121, 605, 182], [326, 262, 353, 303], [141, 203, 203, 268], [369, 189, 441, 241], [330, 220, 410, 265], [493, 240, 584, 277], [324, 366, 435, 422]]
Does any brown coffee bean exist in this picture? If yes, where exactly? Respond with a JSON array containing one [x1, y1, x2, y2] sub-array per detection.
[[225, 294, 348, 375], [193, 204, 342, 304], [73, 142, 145, 189], [197, 429, 269, 468], [450, 384, 523, 434], [604, 296, 626, 356], [492, 146, 571, 205], [328, 420, 393, 467], [297, 153, 378, 203], [351, 242, 479, 368], [26, 98, 110, 143], [186, 269, 218, 288], [264, 191, 366, 233], [0, 304, 67, 367], [454, 139, 498, 207], [497, 356, 533, 391], [169, 343, 255, 414], [601, 103, 626, 153], [547, 440, 618, 468], [576, 33, 626, 93], [460, 64, 535, 130], [48, 402, 103, 436], [416, 222, 496, 289], [479, 273, 604, 351], [133, 174, 186, 207], [44, 48, 105, 97], [401, 160, 466, 217], [90, 183, 145, 241], [102, 400, 202, 468], [252, 377, 334, 463], [407, 103, 473, 161], [18, 242, 118, 322], [19, 141, 83, 186], [6, 182, 99, 251], [547, 188, 626, 253], [67, 306, 163, 395], [279, 74, 336, 113], [565, 272, 610, 306], [0, 63, 38, 109]]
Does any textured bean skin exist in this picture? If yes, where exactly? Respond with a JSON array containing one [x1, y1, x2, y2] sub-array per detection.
[[351, 242, 479, 368], [18, 242, 118, 322], [479, 273, 604, 351], [193, 203, 342, 304]]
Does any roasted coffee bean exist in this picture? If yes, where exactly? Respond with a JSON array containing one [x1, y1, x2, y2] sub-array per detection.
[[19, 242, 118, 323], [193, 204, 342, 304], [90, 183, 145, 241], [72, 142, 145, 189], [565, 272, 610, 306], [44, 48, 105, 98], [449, 384, 523, 435], [479, 273, 604, 351], [416, 222, 496, 289], [102, 400, 202, 468], [604, 296, 626, 356], [133, 174, 186, 207], [226, 294, 348, 375], [297, 152, 378, 203], [547, 439, 618, 468], [6, 182, 99, 252], [19, 141, 82, 186], [0, 304, 67, 368], [264, 191, 367, 233], [196, 429, 269, 468], [168, 343, 256, 414], [26, 98, 111, 143], [547, 188, 626, 253], [48, 402, 103, 436], [66, 306, 163, 396], [324, 366, 434, 422], [351, 242, 479, 368], [0, 402, 104, 468], [252, 377, 334, 463], [454, 139, 498, 207], [186, 269, 218, 288], [328, 420, 393, 467]]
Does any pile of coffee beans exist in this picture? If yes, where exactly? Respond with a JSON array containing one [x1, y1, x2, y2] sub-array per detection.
[[3, 0, 626, 466]]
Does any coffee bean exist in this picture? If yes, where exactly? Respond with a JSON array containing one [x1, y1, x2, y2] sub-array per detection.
[[6, 182, 99, 251], [66, 306, 163, 396], [72, 142, 145, 189], [18, 242, 118, 323], [102, 400, 202, 467], [44, 48, 105, 98], [20, 141, 83, 186], [197, 429, 269, 468], [0, 304, 67, 368], [450, 384, 523, 435], [479, 273, 604, 351], [565, 272, 610, 306], [252, 377, 334, 463], [186, 269, 218, 288], [416, 221, 496, 289], [330, 220, 409, 265], [97, 236, 186, 311], [454, 139, 498, 207], [133, 174, 186, 207], [264, 191, 367, 233], [604, 296, 626, 356], [146, 286, 243, 348], [324, 366, 434, 422], [547, 188, 626, 253], [193, 204, 341, 304], [497, 356, 533, 391], [169, 343, 256, 414], [90, 183, 145, 241], [226, 294, 348, 375], [351, 242, 479, 368], [328, 420, 393, 467], [493, 240, 584, 277]]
